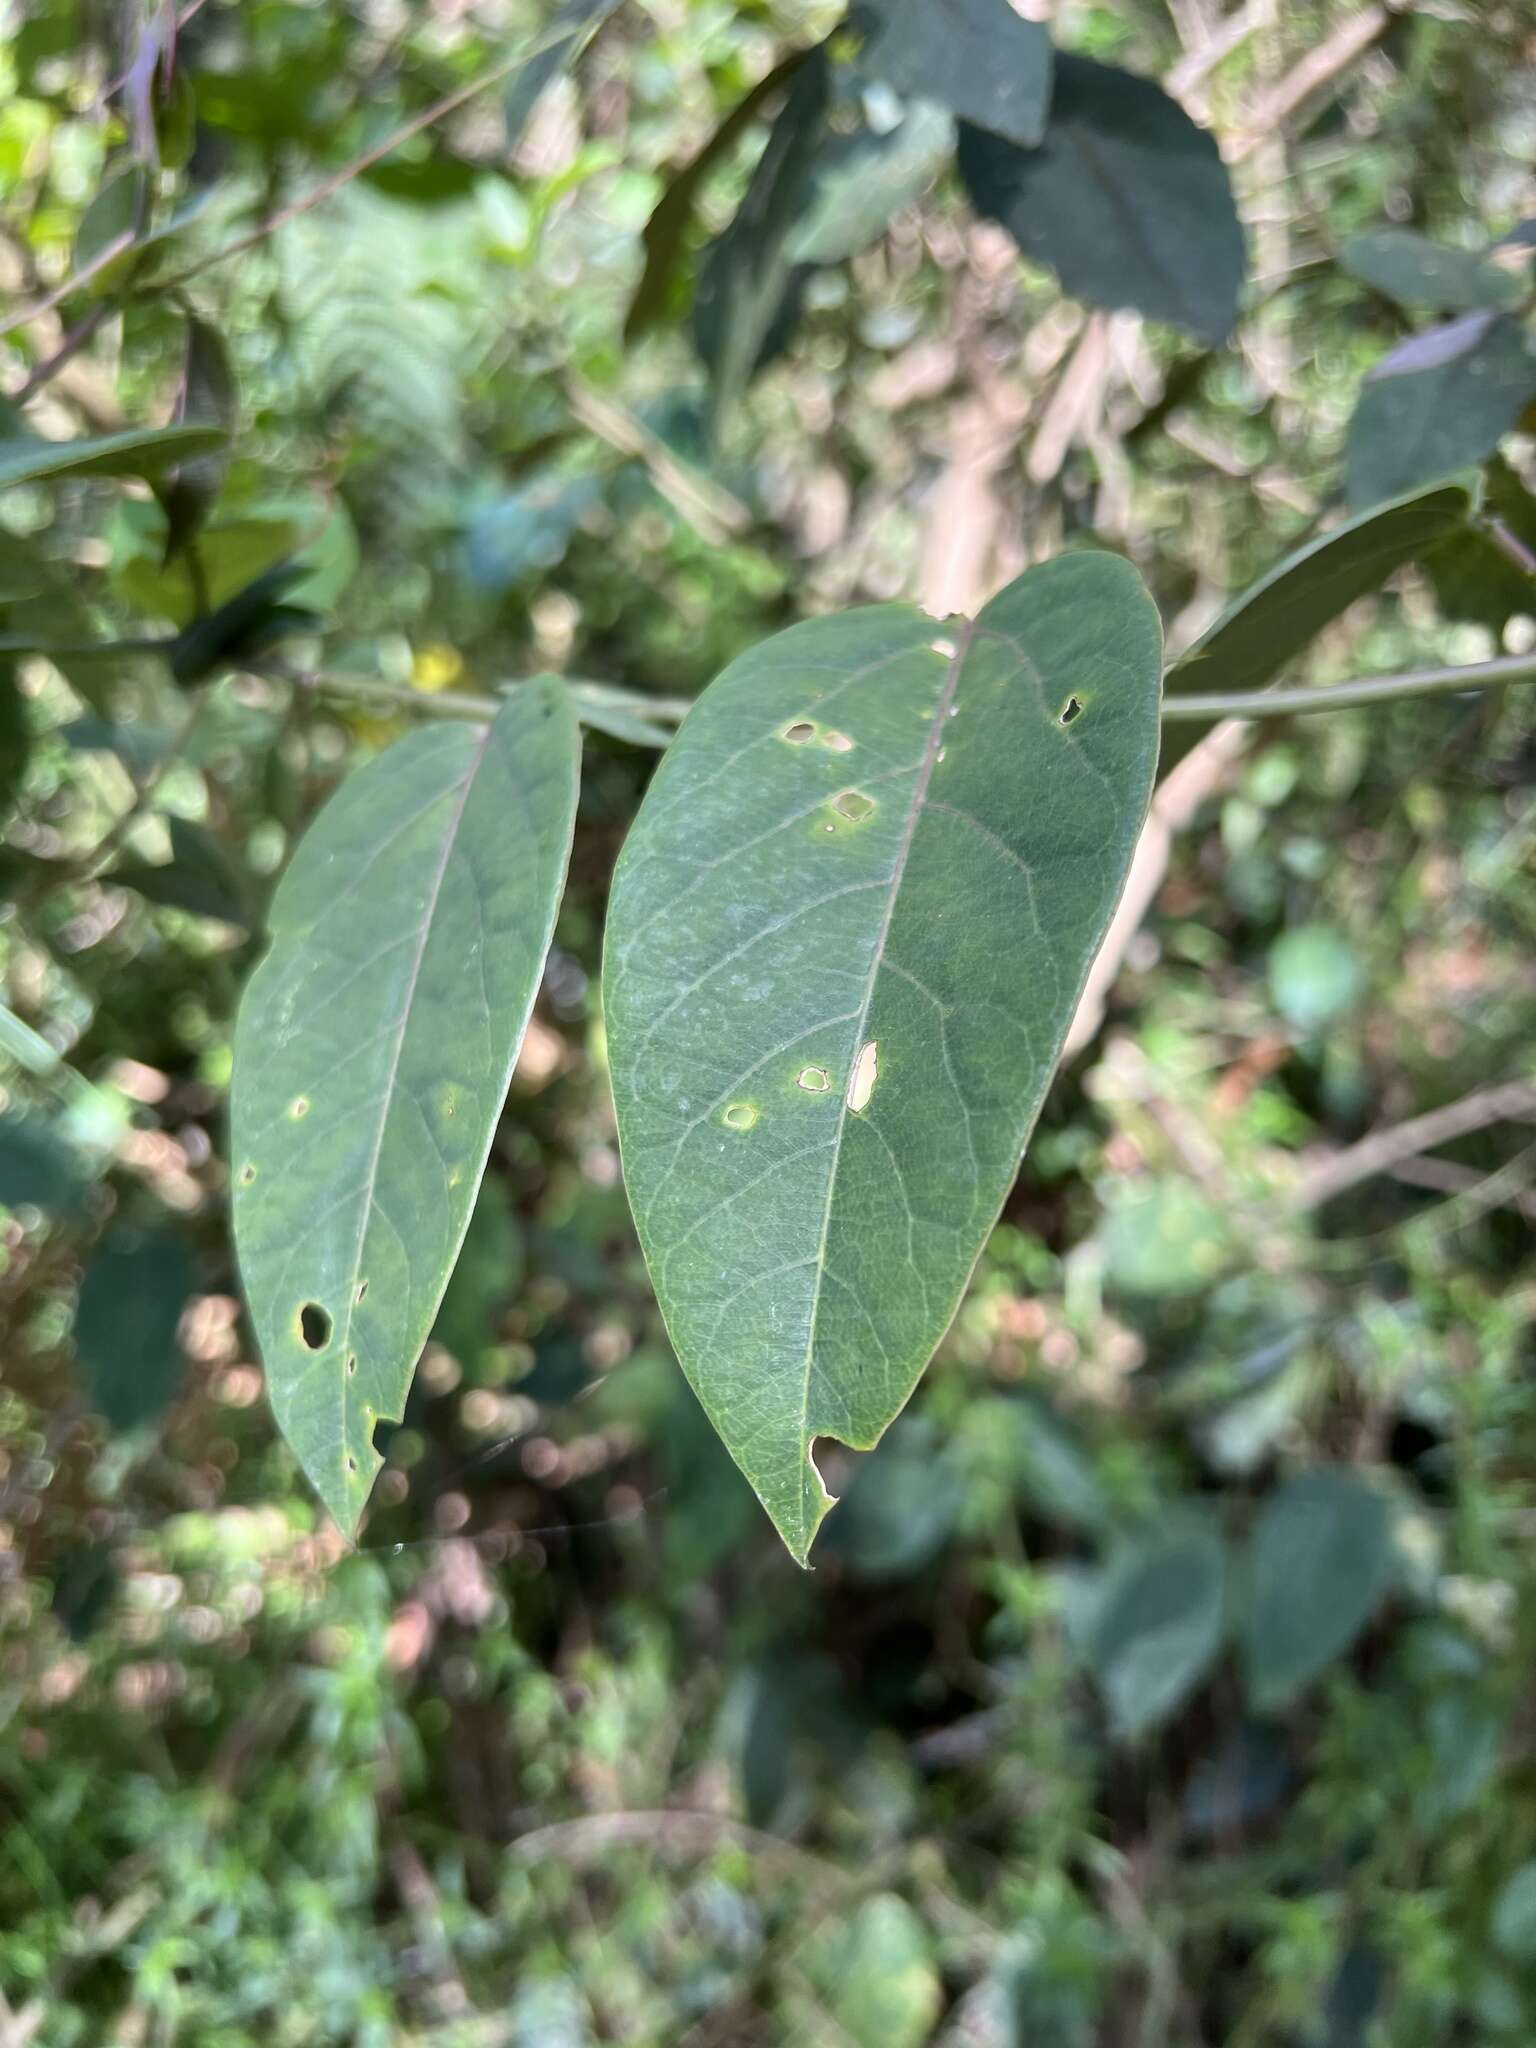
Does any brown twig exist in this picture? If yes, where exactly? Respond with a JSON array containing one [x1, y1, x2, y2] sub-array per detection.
[[563, 373, 751, 542], [1294, 1079, 1536, 1213]]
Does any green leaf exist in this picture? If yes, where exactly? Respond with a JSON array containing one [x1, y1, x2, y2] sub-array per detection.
[[956, 57, 1245, 345], [786, 96, 954, 268], [800, 1894, 941, 2048], [1346, 312, 1536, 510], [73, 163, 148, 291], [231, 678, 580, 1537], [1340, 228, 1522, 314], [605, 554, 1162, 1562], [1101, 1178, 1233, 1298], [852, 0, 1051, 148], [74, 1230, 194, 1431], [431, 1174, 524, 1365], [1425, 456, 1536, 629], [1167, 478, 1476, 701], [168, 562, 318, 684], [1267, 922, 1364, 1034], [692, 52, 831, 428], [1240, 1469, 1395, 1711], [112, 816, 254, 929], [626, 53, 809, 344], [158, 316, 239, 564], [1088, 1524, 1227, 1739], [0, 423, 228, 491], [504, 0, 619, 146], [0, 659, 29, 822], [818, 1417, 964, 1578], [0, 1112, 94, 1212]]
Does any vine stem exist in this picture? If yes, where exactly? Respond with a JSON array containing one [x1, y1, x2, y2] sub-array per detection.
[[1160, 649, 1536, 721]]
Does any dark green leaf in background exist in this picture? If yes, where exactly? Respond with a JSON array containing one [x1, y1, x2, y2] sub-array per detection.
[[1425, 455, 1536, 628], [1088, 1524, 1228, 1739], [112, 815, 254, 929], [1345, 312, 1536, 509], [1340, 228, 1522, 314], [159, 317, 239, 566], [74, 1231, 194, 1431], [605, 555, 1161, 1561], [1240, 1469, 1396, 1710], [231, 678, 580, 1537], [786, 95, 954, 268], [851, 0, 1052, 151], [956, 57, 1245, 345], [800, 1894, 941, 2048], [503, 0, 620, 148], [431, 1174, 524, 1366]]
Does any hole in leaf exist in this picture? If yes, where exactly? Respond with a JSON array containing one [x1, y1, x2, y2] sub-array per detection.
[[723, 1102, 758, 1130], [238, 1163, 256, 1185], [355, 1280, 368, 1303], [781, 720, 817, 745], [1059, 696, 1084, 726], [831, 790, 875, 823], [299, 1302, 331, 1351], [931, 637, 956, 659], [347, 1354, 357, 1376], [289, 1095, 310, 1120], [846, 1040, 878, 1113], [822, 730, 854, 754], [797, 1066, 831, 1093], [346, 1456, 357, 1474]]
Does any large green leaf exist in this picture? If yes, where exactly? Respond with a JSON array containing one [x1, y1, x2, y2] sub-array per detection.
[[231, 678, 580, 1536], [1239, 1469, 1396, 1710], [1340, 228, 1521, 314], [605, 554, 1162, 1561], [0, 423, 228, 490], [1346, 313, 1536, 510], [787, 96, 954, 267], [852, 0, 1051, 150], [956, 56, 1245, 345]]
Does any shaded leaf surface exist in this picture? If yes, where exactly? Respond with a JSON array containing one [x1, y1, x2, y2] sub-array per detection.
[[112, 816, 253, 928], [503, 0, 620, 145], [1240, 1469, 1395, 1709], [605, 555, 1161, 1560], [75, 1231, 193, 1430], [1346, 313, 1536, 509], [787, 97, 955, 268], [232, 678, 579, 1536], [1341, 228, 1521, 313], [957, 57, 1245, 344], [852, 0, 1051, 150]]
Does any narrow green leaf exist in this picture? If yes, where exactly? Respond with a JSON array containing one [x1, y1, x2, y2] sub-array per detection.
[[1240, 1469, 1395, 1710], [73, 163, 148, 291], [852, 0, 1051, 149], [605, 554, 1162, 1562], [0, 423, 228, 491], [0, 660, 28, 822], [625, 53, 808, 344], [503, 0, 619, 146], [75, 1230, 194, 1431], [956, 57, 1245, 345], [159, 316, 239, 564], [231, 677, 580, 1537], [1088, 1524, 1228, 1739], [1166, 478, 1476, 701], [692, 52, 831, 428], [1340, 228, 1522, 314], [1346, 312, 1536, 510]]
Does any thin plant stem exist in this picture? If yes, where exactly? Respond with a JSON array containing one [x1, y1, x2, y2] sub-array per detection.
[[1160, 650, 1536, 721]]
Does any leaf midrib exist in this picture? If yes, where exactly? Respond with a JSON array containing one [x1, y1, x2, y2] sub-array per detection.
[[334, 721, 492, 1481], [795, 619, 974, 1517]]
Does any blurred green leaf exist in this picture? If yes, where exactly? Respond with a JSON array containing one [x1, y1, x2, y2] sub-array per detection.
[[786, 96, 954, 268], [503, 0, 620, 147], [606, 556, 1161, 1562], [1346, 312, 1536, 509], [853, 0, 1051, 149], [1490, 1863, 1536, 1960], [0, 423, 228, 490], [231, 679, 579, 1537], [1425, 456, 1536, 628], [431, 1174, 524, 1365], [74, 1230, 194, 1431], [158, 317, 239, 566], [169, 563, 319, 684], [801, 1893, 940, 2048], [1088, 1524, 1227, 1738], [1341, 228, 1522, 313], [1101, 1179, 1232, 1298], [957, 56, 1245, 345], [819, 1419, 964, 1578], [1240, 1469, 1395, 1710], [1268, 923, 1364, 1033], [112, 816, 254, 929], [73, 161, 147, 288], [0, 1112, 94, 1212]]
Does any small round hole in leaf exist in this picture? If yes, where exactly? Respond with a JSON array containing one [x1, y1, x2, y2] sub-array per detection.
[[1059, 696, 1084, 726], [781, 720, 817, 745], [723, 1102, 759, 1130], [299, 1302, 331, 1351], [797, 1066, 831, 1093], [831, 790, 875, 823]]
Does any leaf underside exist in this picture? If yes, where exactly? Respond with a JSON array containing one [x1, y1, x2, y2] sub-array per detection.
[[232, 678, 579, 1536], [605, 554, 1162, 1562]]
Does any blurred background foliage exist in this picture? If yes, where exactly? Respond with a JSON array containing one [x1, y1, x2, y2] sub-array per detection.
[[1, 0, 1535, 2041]]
